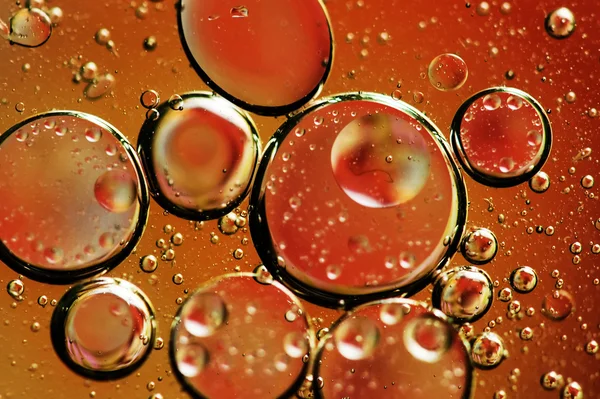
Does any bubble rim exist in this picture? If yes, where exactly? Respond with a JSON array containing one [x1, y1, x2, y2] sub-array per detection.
[[176, 0, 335, 117], [450, 86, 553, 188], [137, 91, 261, 221], [169, 271, 315, 399], [312, 297, 474, 399], [49, 277, 157, 380], [460, 227, 498, 265], [0, 110, 150, 284], [249, 91, 469, 309], [431, 265, 495, 323]]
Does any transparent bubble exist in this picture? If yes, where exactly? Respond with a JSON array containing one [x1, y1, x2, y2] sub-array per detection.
[[250, 92, 467, 306], [7, 8, 52, 47], [432, 266, 494, 322], [0, 112, 148, 282], [510, 266, 538, 293], [138, 92, 260, 220], [470, 331, 506, 369], [316, 299, 472, 399], [178, 0, 332, 115], [171, 273, 311, 398], [461, 227, 497, 265], [451, 87, 551, 187], [529, 171, 551, 193], [331, 113, 431, 208], [545, 7, 576, 39], [50, 278, 155, 378], [427, 53, 468, 91], [333, 316, 380, 360], [542, 290, 574, 320]]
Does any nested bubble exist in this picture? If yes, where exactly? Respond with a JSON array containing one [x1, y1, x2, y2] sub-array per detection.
[[178, 0, 333, 115], [250, 92, 467, 308], [0, 111, 149, 283], [432, 266, 494, 323], [138, 92, 260, 220], [170, 273, 312, 399], [450, 87, 552, 187], [50, 278, 156, 379], [427, 53, 468, 92], [315, 299, 473, 399], [460, 227, 498, 265]]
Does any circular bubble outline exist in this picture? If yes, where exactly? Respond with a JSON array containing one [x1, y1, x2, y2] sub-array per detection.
[[450, 87, 553, 188], [312, 297, 474, 399], [137, 91, 261, 221], [50, 277, 157, 380], [176, 0, 335, 116], [460, 227, 498, 266], [249, 91, 468, 309], [431, 265, 495, 323], [0, 110, 150, 284], [169, 272, 314, 399]]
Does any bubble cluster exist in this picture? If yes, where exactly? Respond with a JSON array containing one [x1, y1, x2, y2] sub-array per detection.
[[50, 278, 156, 378], [178, 0, 332, 115], [0, 112, 148, 282], [432, 266, 494, 322], [138, 92, 260, 220], [451, 87, 552, 187], [250, 92, 467, 307], [316, 299, 472, 398], [427, 53, 468, 91], [171, 273, 311, 398], [460, 227, 498, 265]]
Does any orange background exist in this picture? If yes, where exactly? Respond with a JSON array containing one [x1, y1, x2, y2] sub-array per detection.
[[0, 0, 599, 398]]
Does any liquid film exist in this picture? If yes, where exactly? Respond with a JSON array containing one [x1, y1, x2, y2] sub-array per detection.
[[316, 298, 473, 398], [0, 112, 148, 282], [50, 278, 156, 378], [178, 0, 332, 114], [138, 92, 260, 220], [170, 272, 311, 398], [250, 93, 467, 306]]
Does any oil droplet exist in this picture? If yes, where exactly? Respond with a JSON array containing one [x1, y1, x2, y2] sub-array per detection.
[[461, 227, 498, 265], [542, 290, 574, 320], [427, 53, 468, 91], [403, 314, 452, 363], [80, 62, 98, 82], [176, 343, 208, 377], [334, 316, 380, 360], [562, 381, 583, 399], [581, 175, 594, 189], [84, 73, 116, 100], [510, 266, 538, 293], [545, 7, 576, 39], [7, 8, 52, 48], [7, 279, 25, 298], [180, 293, 227, 337], [379, 302, 404, 325], [94, 170, 137, 213], [541, 370, 563, 390], [95, 28, 111, 45], [141, 90, 161, 109], [529, 171, 550, 193], [471, 332, 506, 369], [432, 266, 493, 322]]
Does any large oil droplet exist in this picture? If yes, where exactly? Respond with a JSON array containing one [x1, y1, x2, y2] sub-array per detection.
[[7, 8, 52, 47], [470, 331, 506, 369], [461, 227, 498, 265], [451, 87, 551, 187], [178, 0, 332, 115], [331, 113, 431, 208], [50, 278, 155, 378], [333, 316, 380, 360], [427, 53, 468, 91], [250, 92, 467, 307], [171, 273, 311, 399], [316, 299, 472, 399], [545, 7, 576, 39], [0, 112, 148, 282], [542, 290, 574, 320], [432, 266, 494, 323], [138, 92, 260, 220]]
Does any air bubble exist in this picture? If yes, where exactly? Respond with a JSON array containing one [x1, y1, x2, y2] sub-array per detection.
[[50, 278, 155, 378], [0, 112, 148, 282], [138, 92, 260, 220], [171, 273, 311, 398], [451, 87, 551, 187], [427, 53, 468, 91], [316, 299, 472, 398], [250, 92, 467, 307], [178, 0, 332, 115]]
